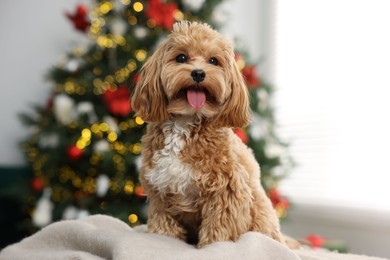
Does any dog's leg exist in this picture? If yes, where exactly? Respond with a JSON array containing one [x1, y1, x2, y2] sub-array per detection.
[[250, 188, 284, 243], [197, 182, 252, 248], [147, 196, 187, 241]]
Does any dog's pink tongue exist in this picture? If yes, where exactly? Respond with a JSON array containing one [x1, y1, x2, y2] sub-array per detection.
[[187, 89, 206, 109]]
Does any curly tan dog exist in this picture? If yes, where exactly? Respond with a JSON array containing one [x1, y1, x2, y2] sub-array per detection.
[[132, 21, 295, 248]]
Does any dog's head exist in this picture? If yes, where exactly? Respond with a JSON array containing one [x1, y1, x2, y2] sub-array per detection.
[[132, 21, 250, 128]]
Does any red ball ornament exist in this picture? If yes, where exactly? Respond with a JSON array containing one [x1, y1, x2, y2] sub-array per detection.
[[66, 4, 90, 32], [268, 188, 290, 209], [102, 86, 132, 117], [145, 0, 178, 29], [242, 65, 261, 88], [234, 128, 248, 144], [134, 185, 147, 200], [67, 145, 83, 161], [306, 234, 326, 248], [31, 177, 44, 192]]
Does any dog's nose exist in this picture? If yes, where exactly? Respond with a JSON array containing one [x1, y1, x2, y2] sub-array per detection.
[[191, 69, 206, 83]]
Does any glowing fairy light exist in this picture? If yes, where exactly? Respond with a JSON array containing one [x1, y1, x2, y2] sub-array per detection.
[[98, 2, 113, 14], [133, 2, 143, 12], [128, 214, 138, 224], [135, 49, 147, 61], [135, 116, 144, 125]]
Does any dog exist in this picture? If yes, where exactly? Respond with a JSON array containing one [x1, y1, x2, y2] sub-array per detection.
[[132, 21, 289, 248]]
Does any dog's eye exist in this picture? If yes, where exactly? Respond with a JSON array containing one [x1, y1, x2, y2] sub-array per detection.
[[176, 54, 187, 63], [209, 57, 219, 66]]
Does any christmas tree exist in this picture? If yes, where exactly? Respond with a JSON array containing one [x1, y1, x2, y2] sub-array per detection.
[[19, 0, 292, 231]]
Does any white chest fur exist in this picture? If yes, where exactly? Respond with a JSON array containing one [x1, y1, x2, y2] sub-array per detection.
[[144, 120, 194, 195]]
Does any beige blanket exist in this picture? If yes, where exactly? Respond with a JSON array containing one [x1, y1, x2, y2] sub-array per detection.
[[0, 215, 387, 260]]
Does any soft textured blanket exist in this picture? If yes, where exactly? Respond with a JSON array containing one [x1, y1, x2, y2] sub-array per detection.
[[0, 215, 387, 260]]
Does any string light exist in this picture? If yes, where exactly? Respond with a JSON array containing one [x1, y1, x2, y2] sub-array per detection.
[[72, 177, 82, 188], [76, 128, 92, 150], [76, 86, 86, 95], [114, 35, 126, 46], [135, 116, 144, 125], [111, 180, 121, 193], [76, 140, 87, 149], [124, 181, 134, 194], [130, 143, 142, 154], [64, 81, 76, 94], [128, 16, 137, 25], [128, 214, 138, 224], [91, 124, 100, 134], [82, 128, 92, 139], [107, 132, 118, 142], [133, 2, 143, 12], [98, 1, 113, 15], [174, 10, 184, 20], [105, 75, 115, 83], [119, 121, 129, 131], [135, 49, 147, 62], [99, 123, 109, 132], [127, 60, 137, 72], [128, 119, 136, 128], [93, 67, 102, 75], [97, 35, 115, 48], [92, 52, 103, 61], [114, 142, 127, 154]]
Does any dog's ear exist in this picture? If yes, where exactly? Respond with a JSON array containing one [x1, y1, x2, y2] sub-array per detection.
[[131, 45, 169, 122], [215, 56, 251, 128]]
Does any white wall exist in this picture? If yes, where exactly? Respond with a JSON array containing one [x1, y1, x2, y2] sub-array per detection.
[[0, 0, 264, 166], [0, 0, 82, 166]]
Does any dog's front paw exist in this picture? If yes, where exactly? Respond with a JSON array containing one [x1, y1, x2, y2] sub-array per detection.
[[196, 238, 211, 249], [148, 222, 186, 241]]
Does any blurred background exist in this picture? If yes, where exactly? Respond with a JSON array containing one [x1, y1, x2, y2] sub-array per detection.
[[0, 0, 389, 258]]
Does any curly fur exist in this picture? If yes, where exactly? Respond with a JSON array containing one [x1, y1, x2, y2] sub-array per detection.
[[132, 21, 292, 248]]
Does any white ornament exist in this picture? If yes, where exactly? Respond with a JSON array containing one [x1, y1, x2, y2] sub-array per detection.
[[96, 174, 110, 197], [65, 58, 81, 72], [110, 17, 127, 35], [103, 116, 120, 133], [62, 205, 90, 220], [38, 133, 59, 149], [62, 205, 79, 220], [182, 0, 205, 12], [134, 26, 149, 39], [77, 101, 98, 123], [77, 209, 90, 219], [77, 101, 94, 114], [53, 94, 76, 125], [32, 188, 53, 227], [93, 139, 110, 153]]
